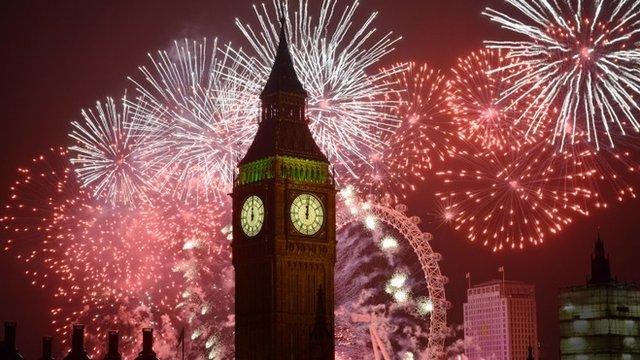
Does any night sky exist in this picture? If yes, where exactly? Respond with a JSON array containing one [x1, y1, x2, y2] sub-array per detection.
[[1, 0, 640, 358]]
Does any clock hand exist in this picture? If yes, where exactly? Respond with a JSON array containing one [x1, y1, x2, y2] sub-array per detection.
[[305, 197, 310, 219]]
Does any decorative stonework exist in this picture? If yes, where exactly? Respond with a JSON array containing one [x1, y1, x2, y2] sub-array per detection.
[[237, 156, 329, 185]]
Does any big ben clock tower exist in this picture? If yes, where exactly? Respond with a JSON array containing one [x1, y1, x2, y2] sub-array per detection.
[[232, 17, 335, 359]]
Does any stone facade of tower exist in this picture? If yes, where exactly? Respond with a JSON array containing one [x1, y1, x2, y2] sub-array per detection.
[[231, 19, 335, 359]]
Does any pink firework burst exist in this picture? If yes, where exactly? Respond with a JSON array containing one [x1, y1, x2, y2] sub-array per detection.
[[550, 130, 639, 208], [357, 62, 452, 201], [483, 0, 640, 149], [436, 140, 593, 251], [1, 148, 234, 359], [447, 49, 533, 151]]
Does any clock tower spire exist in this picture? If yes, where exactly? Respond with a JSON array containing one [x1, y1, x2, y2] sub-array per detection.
[[232, 14, 336, 360]]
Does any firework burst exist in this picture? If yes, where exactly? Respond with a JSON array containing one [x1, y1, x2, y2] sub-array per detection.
[[128, 38, 258, 203], [447, 49, 533, 150], [231, 0, 404, 182], [436, 141, 593, 251], [69, 95, 152, 207], [484, 0, 640, 149], [357, 62, 451, 201], [2, 147, 81, 275], [2, 148, 234, 358], [550, 130, 639, 208]]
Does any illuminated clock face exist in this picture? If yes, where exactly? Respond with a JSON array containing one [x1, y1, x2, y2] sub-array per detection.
[[290, 193, 324, 235], [240, 195, 264, 237]]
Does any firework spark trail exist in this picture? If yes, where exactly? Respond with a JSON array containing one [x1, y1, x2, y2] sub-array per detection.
[[1, 148, 234, 359], [1, 147, 81, 282], [357, 62, 452, 201], [128, 38, 258, 204], [436, 140, 593, 251], [483, 0, 640, 149], [48, 200, 235, 359], [69, 95, 151, 207], [447, 49, 534, 151], [230, 0, 404, 182], [550, 130, 638, 208]]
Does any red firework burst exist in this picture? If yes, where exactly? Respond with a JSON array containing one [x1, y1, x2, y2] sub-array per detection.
[[447, 49, 533, 151], [436, 140, 593, 251], [1, 147, 234, 359], [357, 62, 452, 201]]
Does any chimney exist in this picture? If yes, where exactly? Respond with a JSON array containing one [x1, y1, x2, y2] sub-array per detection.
[[40, 336, 54, 360], [103, 331, 121, 360], [63, 324, 90, 360], [142, 328, 153, 353], [1, 322, 24, 360], [4, 322, 17, 350], [72, 325, 85, 353], [134, 328, 158, 360]]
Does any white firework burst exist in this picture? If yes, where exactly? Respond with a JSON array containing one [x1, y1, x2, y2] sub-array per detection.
[[230, 0, 404, 181], [128, 38, 259, 203], [484, 0, 640, 149], [69, 95, 151, 206]]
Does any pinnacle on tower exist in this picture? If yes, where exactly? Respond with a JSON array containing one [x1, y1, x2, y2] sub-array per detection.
[[588, 231, 613, 285], [3, 322, 17, 351], [527, 344, 534, 360], [260, 12, 306, 98], [311, 286, 329, 337], [1, 322, 24, 360], [310, 286, 332, 359]]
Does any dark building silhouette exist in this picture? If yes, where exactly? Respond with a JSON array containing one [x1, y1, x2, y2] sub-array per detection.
[[63, 325, 90, 360], [40, 336, 54, 360], [232, 15, 336, 360], [103, 331, 121, 360], [0, 322, 164, 360], [310, 287, 332, 359], [588, 233, 613, 285], [133, 329, 158, 360], [1, 322, 24, 360], [558, 233, 640, 359], [527, 344, 534, 360]]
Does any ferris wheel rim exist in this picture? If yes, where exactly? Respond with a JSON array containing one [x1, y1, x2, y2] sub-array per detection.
[[337, 199, 448, 359]]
